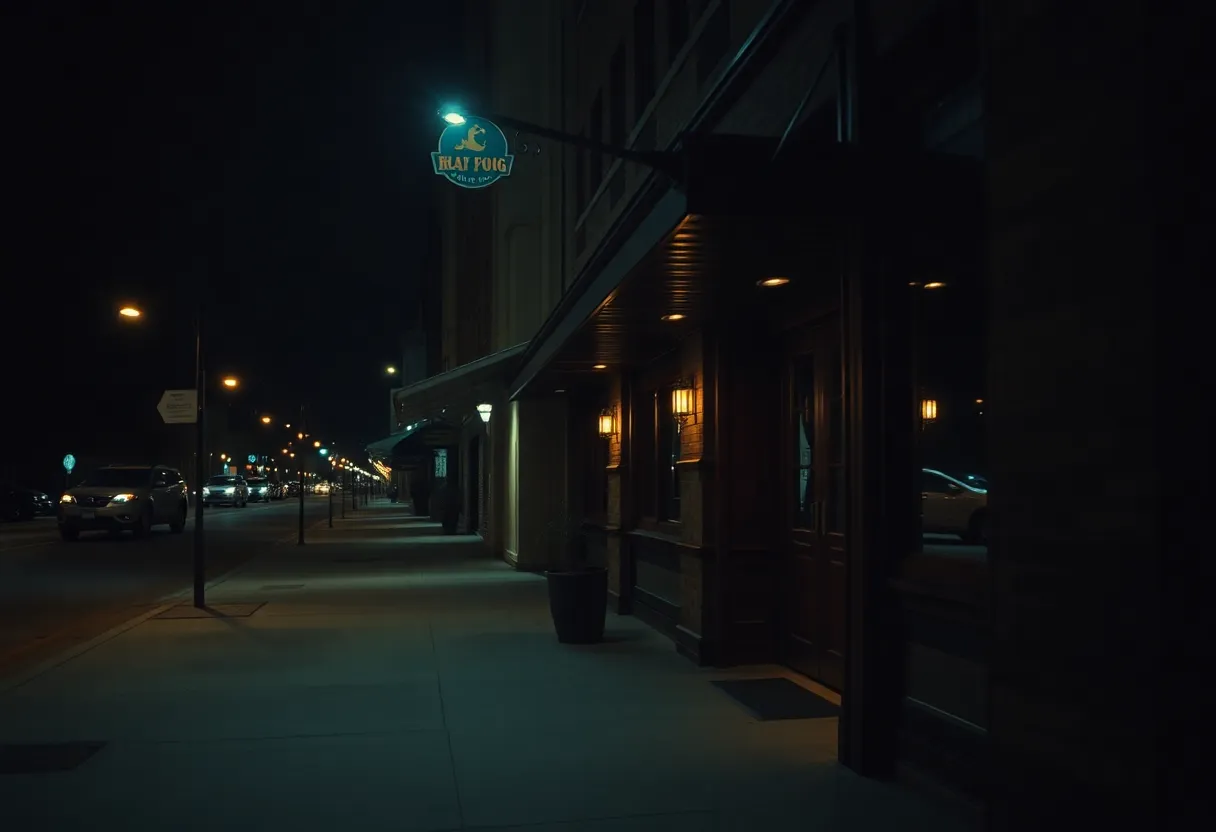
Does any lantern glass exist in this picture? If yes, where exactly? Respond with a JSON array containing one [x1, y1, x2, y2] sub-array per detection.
[[921, 399, 938, 421], [476, 403, 493, 423], [598, 409, 615, 438], [671, 384, 694, 419]]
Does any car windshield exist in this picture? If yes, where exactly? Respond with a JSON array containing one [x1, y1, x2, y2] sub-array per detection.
[[81, 469, 152, 488], [207, 476, 240, 485]]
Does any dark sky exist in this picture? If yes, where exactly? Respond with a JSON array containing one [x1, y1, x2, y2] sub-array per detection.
[[6, 3, 466, 485]]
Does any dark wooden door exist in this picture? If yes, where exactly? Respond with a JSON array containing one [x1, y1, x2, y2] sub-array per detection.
[[784, 317, 848, 691]]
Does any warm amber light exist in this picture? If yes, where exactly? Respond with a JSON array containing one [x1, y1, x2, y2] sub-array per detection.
[[297, 432, 304, 440], [975, 398, 984, 404], [219, 454, 227, 461], [313, 440, 321, 448], [261, 416, 272, 424], [593, 363, 607, 370], [660, 313, 686, 322], [118, 306, 142, 318], [757, 277, 790, 287], [385, 365, 397, 375], [222, 377, 239, 388], [281, 448, 289, 454], [923, 281, 946, 289], [921, 399, 938, 420], [598, 408, 615, 438], [672, 383, 694, 419]]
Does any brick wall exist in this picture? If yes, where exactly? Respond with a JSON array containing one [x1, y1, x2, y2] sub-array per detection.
[[984, 0, 1162, 824]]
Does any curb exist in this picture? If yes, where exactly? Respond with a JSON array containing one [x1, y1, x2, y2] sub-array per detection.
[[0, 516, 333, 695], [0, 602, 177, 694]]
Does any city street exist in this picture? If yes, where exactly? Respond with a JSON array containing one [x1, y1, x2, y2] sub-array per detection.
[[0, 496, 337, 681]]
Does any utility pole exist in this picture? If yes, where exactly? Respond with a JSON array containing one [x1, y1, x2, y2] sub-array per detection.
[[297, 404, 306, 545], [328, 463, 334, 527]]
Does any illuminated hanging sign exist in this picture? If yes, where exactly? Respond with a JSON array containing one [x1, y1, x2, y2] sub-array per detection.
[[431, 117, 514, 189]]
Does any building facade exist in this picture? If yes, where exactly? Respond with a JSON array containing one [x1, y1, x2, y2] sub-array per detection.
[[385, 0, 1207, 826]]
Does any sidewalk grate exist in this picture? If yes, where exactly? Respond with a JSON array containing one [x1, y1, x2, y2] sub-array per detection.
[[154, 603, 265, 619], [0, 742, 106, 775], [260, 584, 305, 591]]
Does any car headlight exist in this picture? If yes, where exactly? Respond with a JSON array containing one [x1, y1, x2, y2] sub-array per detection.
[[110, 493, 137, 503], [60, 494, 75, 504]]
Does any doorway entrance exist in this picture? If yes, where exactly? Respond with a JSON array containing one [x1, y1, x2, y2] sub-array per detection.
[[784, 315, 848, 691]]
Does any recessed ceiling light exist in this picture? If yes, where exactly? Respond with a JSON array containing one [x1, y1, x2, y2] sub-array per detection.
[[661, 313, 686, 321], [593, 364, 607, 370], [757, 276, 790, 287]]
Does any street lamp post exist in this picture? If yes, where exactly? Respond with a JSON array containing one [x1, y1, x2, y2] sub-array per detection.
[[192, 303, 206, 607]]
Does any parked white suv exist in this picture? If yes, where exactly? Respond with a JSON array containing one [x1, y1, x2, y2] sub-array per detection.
[[59, 465, 189, 541]]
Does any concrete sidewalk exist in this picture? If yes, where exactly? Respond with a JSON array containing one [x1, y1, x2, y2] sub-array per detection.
[[0, 501, 978, 831]]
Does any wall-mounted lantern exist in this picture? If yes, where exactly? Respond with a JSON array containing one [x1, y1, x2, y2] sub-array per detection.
[[920, 398, 938, 422], [598, 407, 617, 438], [671, 378, 695, 425], [476, 403, 493, 423]]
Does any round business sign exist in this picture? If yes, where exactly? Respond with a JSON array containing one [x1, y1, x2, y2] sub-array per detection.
[[431, 117, 515, 189], [63, 454, 76, 473], [247, 454, 258, 464]]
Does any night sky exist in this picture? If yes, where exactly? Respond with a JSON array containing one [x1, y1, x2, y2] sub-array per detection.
[[6, 3, 468, 487]]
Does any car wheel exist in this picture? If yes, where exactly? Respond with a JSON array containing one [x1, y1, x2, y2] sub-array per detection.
[[170, 503, 187, 533], [965, 509, 987, 544], [133, 507, 153, 538], [59, 526, 80, 541]]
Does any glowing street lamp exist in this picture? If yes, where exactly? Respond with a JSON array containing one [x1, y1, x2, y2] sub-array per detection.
[[222, 377, 239, 389], [261, 415, 272, 424], [118, 306, 142, 318]]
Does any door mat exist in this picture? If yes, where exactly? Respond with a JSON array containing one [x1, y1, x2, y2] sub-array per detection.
[[154, 603, 264, 619], [711, 677, 840, 720], [0, 742, 106, 775]]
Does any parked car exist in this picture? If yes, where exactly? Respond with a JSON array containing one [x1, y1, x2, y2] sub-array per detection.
[[201, 475, 249, 508], [285, 481, 300, 498], [58, 465, 189, 540], [921, 468, 988, 543], [269, 481, 284, 500], [245, 477, 272, 502], [2, 485, 55, 521]]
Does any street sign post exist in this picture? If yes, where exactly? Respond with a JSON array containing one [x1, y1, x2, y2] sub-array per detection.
[[157, 389, 199, 424]]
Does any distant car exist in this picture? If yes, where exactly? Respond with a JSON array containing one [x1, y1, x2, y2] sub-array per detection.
[[269, 481, 284, 500], [202, 475, 249, 508], [314, 481, 330, 495], [285, 481, 301, 498], [58, 465, 189, 540], [2, 486, 54, 521], [245, 477, 272, 502], [921, 468, 988, 543]]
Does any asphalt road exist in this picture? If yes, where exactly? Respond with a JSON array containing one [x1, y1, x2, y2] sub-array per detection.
[[0, 495, 337, 681]]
